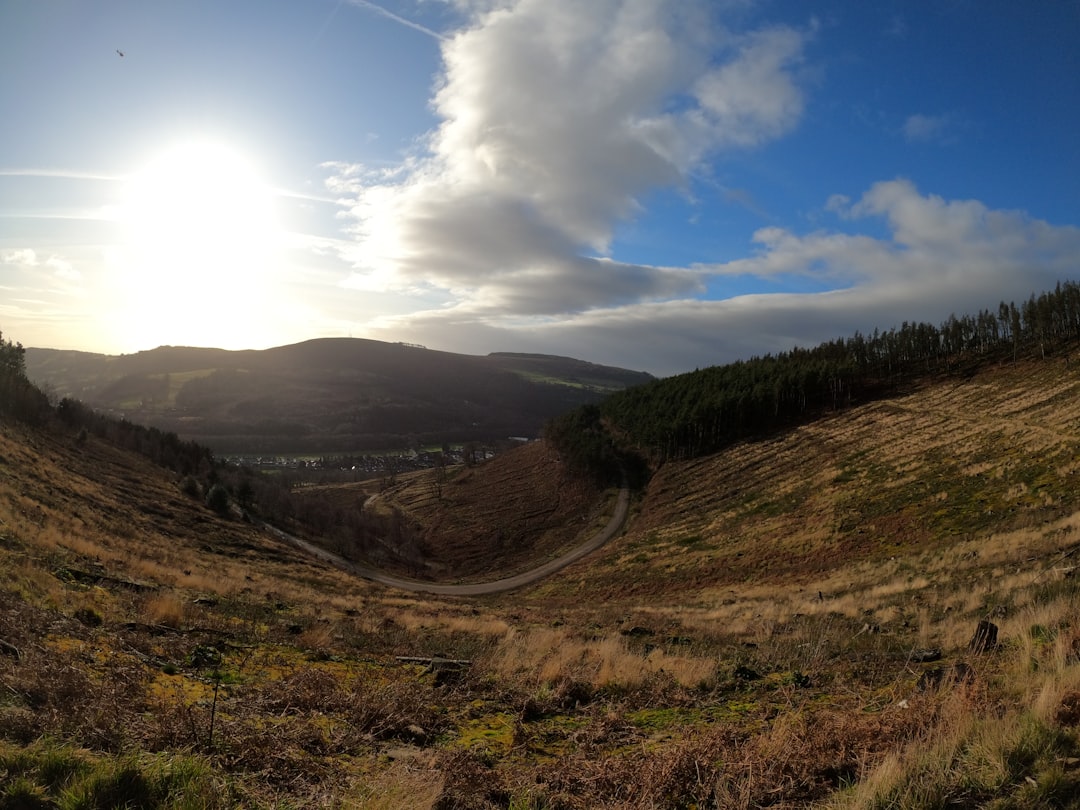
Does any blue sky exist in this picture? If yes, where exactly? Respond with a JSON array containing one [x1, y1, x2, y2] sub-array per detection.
[[2, 0, 1078, 376]]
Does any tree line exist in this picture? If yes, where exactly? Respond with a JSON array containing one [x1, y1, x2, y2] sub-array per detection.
[[53, 396, 215, 477], [547, 281, 1080, 474], [0, 332, 50, 425]]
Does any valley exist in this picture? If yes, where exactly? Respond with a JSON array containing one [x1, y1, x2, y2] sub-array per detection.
[[5, 352, 1080, 806]]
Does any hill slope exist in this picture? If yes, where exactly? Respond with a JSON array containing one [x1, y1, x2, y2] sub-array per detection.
[[374, 355, 1080, 603], [5, 356, 1080, 806], [554, 357, 1080, 603], [25, 338, 653, 453]]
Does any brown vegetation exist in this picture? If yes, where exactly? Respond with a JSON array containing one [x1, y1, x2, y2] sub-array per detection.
[[4, 357, 1080, 806]]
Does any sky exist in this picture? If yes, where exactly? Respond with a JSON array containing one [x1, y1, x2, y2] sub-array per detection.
[[2, 0, 1079, 378]]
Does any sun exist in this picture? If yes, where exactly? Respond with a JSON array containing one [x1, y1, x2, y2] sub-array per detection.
[[112, 137, 285, 350]]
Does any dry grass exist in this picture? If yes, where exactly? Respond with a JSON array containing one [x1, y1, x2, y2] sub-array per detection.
[[6, 358, 1080, 806], [142, 593, 189, 628], [485, 625, 717, 690], [383, 605, 511, 639], [351, 759, 444, 810]]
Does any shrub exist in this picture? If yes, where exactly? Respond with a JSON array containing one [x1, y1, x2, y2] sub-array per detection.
[[204, 484, 229, 515], [180, 476, 200, 499]]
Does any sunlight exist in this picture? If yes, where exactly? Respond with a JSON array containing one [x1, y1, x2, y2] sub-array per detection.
[[112, 137, 285, 350]]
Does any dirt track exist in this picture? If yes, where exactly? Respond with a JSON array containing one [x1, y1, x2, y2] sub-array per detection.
[[263, 484, 630, 595]]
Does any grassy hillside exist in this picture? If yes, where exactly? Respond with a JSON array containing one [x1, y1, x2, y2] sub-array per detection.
[[25, 338, 654, 454], [5, 355, 1080, 806]]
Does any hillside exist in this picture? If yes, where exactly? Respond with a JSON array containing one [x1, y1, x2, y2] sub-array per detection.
[[5, 352, 1080, 806], [25, 338, 653, 454], [546, 357, 1080, 604], [378, 354, 1080, 601], [309, 439, 615, 581]]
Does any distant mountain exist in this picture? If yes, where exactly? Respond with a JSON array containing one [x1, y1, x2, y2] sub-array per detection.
[[25, 338, 653, 454]]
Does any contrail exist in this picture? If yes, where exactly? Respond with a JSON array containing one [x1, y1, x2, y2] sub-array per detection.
[[344, 0, 446, 41], [0, 208, 119, 222], [0, 169, 118, 182]]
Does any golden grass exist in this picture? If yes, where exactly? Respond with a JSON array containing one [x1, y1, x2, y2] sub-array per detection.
[[142, 593, 189, 628], [348, 759, 443, 810], [821, 587, 1080, 810], [486, 626, 716, 690], [296, 621, 337, 651], [386, 606, 511, 639]]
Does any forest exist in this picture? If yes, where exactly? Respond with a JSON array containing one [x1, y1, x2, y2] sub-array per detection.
[[548, 281, 1080, 475]]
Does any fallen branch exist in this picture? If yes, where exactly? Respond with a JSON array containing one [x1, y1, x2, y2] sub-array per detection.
[[0, 638, 20, 660], [396, 656, 472, 668], [56, 567, 156, 592]]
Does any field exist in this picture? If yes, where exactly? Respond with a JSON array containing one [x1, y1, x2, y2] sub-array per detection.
[[5, 357, 1080, 807]]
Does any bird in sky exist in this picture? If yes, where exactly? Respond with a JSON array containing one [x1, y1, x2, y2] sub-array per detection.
[[116, 49, 124, 57]]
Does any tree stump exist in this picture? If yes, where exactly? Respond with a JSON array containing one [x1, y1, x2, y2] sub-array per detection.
[[969, 620, 998, 653]]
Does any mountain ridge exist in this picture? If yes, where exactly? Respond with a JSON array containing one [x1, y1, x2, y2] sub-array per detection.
[[25, 337, 653, 454]]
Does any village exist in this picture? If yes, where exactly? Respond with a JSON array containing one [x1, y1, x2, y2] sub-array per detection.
[[221, 441, 511, 482]]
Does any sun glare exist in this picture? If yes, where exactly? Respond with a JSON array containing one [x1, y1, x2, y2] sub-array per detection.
[[112, 137, 285, 350]]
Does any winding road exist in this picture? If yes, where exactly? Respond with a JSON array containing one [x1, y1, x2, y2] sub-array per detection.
[[261, 484, 631, 596]]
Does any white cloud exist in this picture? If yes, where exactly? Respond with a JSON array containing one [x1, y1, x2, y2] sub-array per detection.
[[1, 248, 39, 266], [360, 180, 1080, 376], [1, 248, 82, 288], [314, 3, 1080, 378], [903, 112, 959, 144], [691, 25, 806, 148], [710, 180, 1080, 293], [45, 256, 80, 281], [328, 0, 811, 318], [824, 193, 850, 214]]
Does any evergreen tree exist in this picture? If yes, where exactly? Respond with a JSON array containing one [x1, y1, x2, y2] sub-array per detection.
[[549, 280, 1080, 467]]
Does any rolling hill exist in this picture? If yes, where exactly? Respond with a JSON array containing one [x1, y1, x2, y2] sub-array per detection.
[[25, 338, 654, 454]]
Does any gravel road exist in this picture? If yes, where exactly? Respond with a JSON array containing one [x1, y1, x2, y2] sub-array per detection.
[[262, 484, 630, 595]]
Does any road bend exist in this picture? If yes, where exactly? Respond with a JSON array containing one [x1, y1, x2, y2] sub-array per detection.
[[260, 484, 630, 596]]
